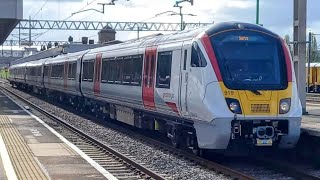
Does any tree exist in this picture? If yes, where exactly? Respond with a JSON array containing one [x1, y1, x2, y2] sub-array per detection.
[[311, 36, 319, 62], [284, 34, 293, 54], [284, 34, 290, 45]]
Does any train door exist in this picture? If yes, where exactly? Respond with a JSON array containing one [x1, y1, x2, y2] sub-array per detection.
[[94, 53, 102, 95], [179, 42, 190, 117], [142, 47, 157, 110]]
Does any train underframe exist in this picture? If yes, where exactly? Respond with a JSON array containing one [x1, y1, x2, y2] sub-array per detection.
[[230, 120, 289, 147], [11, 82, 293, 155]]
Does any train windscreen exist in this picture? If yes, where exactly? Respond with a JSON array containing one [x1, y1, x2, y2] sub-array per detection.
[[210, 30, 288, 90]]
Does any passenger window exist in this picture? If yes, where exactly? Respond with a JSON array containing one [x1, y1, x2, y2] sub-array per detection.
[[156, 51, 172, 89], [82, 60, 94, 81], [101, 59, 108, 83], [108, 59, 115, 83], [68, 62, 76, 79], [150, 55, 155, 86], [87, 61, 94, 81], [100, 55, 143, 86], [38, 67, 41, 77], [183, 50, 187, 70], [191, 42, 207, 67], [132, 55, 143, 85], [144, 55, 149, 86], [68, 63, 72, 79], [122, 56, 132, 84], [114, 57, 123, 83], [58, 64, 64, 79], [72, 63, 77, 79]]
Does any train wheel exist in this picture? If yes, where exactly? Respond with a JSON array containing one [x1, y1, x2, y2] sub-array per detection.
[[192, 147, 204, 157], [171, 130, 180, 148]]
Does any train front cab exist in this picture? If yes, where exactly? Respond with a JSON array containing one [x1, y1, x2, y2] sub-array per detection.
[[191, 23, 302, 150]]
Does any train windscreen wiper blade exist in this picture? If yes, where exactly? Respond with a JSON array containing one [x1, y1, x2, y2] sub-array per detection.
[[250, 89, 262, 95]]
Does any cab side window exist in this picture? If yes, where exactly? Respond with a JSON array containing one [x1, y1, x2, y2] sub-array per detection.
[[191, 42, 207, 67]]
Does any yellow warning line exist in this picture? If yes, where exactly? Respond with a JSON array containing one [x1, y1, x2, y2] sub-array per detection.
[[0, 115, 48, 180]]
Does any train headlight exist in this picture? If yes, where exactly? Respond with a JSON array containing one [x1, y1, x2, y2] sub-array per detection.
[[226, 98, 242, 114], [279, 98, 291, 114]]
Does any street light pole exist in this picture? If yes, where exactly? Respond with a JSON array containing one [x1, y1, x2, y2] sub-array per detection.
[[179, 6, 184, 30], [256, 0, 260, 24], [174, 0, 194, 31]]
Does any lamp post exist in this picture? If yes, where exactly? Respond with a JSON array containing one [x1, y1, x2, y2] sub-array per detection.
[[256, 0, 260, 24], [173, 0, 194, 30]]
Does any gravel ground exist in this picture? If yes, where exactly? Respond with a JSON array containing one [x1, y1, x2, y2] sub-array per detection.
[[6, 87, 230, 180], [223, 162, 295, 180]]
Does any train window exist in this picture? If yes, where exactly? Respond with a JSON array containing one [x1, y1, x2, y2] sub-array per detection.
[[183, 50, 187, 70], [156, 51, 172, 89], [44, 66, 49, 77], [37, 67, 41, 77], [72, 63, 77, 79], [122, 56, 132, 84], [100, 55, 143, 86], [51, 65, 56, 79], [82, 60, 94, 82], [68, 63, 72, 79], [114, 57, 123, 83], [58, 64, 64, 79], [52, 64, 62, 79], [150, 55, 155, 87], [101, 59, 108, 83], [144, 55, 149, 86], [132, 55, 143, 86], [68, 62, 76, 80], [82, 62, 88, 81], [108, 59, 115, 83], [191, 42, 207, 67], [87, 61, 94, 81]]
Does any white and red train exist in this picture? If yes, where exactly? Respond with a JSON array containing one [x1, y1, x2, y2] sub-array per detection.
[[9, 22, 302, 153]]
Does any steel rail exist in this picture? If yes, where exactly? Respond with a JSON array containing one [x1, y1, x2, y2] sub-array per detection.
[[2, 86, 166, 180], [1, 83, 255, 180]]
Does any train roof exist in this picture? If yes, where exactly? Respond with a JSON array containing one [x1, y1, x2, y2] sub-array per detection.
[[87, 22, 281, 55], [25, 58, 49, 67], [87, 25, 209, 55], [205, 22, 280, 38], [10, 21, 284, 67], [44, 50, 90, 64]]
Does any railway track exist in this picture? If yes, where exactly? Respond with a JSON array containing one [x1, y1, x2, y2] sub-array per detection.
[[307, 93, 320, 103], [2, 86, 166, 180], [3, 83, 320, 180], [1, 84, 254, 180]]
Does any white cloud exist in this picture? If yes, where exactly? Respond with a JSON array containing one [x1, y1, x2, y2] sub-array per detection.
[[6, 0, 320, 45]]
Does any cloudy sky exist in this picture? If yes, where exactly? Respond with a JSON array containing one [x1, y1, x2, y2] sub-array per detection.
[[7, 0, 320, 45]]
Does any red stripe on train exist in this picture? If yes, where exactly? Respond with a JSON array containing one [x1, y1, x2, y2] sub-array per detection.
[[280, 39, 293, 82], [165, 102, 179, 114], [94, 53, 102, 95], [200, 34, 223, 81]]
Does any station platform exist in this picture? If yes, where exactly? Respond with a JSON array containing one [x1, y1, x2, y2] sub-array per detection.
[[302, 103, 320, 137], [0, 90, 108, 180]]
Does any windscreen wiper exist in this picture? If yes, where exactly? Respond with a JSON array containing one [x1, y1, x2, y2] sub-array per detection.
[[250, 89, 262, 95]]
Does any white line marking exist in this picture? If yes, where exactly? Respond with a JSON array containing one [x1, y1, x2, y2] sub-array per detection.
[[0, 134, 18, 180], [30, 129, 43, 137], [3, 90, 118, 180]]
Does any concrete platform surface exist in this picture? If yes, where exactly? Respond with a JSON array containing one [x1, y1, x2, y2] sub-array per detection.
[[0, 90, 108, 180], [302, 103, 320, 137]]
